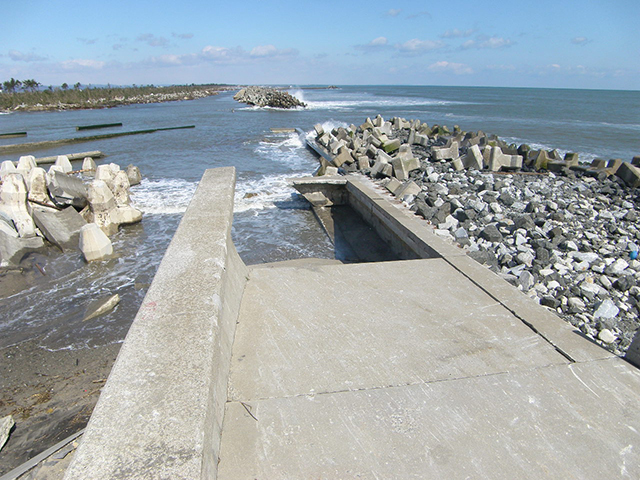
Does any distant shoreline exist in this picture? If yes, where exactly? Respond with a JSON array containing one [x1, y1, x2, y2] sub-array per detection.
[[0, 84, 237, 114]]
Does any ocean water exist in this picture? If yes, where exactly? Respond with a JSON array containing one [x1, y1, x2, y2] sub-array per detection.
[[0, 86, 638, 350]]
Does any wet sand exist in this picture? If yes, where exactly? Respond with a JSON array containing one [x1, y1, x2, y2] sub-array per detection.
[[0, 337, 121, 475]]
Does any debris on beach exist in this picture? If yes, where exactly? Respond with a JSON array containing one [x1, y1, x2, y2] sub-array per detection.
[[83, 293, 121, 322], [0, 155, 143, 267], [309, 115, 640, 355], [233, 86, 306, 109], [0, 415, 14, 452]]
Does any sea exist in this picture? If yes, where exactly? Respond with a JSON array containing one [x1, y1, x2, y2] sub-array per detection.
[[0, 85, 638, 351]]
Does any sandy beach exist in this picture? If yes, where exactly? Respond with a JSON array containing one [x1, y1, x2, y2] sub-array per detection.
[[0, 335, 121, 475]]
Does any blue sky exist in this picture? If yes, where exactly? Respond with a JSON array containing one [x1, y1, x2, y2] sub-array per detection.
[[1, 0, 638, 90]]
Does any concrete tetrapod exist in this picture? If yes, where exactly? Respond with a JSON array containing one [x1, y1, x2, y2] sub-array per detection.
[[78, 223, 113, 262], [0, 173, 37, 237]]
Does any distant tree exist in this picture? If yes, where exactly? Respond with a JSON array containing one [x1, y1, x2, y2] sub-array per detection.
[[74, 82, 81, 90], [22, 79, 41, 92], [61, 82, 69, 90], [2, 78, 22, 92]]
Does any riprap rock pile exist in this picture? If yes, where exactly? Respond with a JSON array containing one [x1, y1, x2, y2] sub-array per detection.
[[234, 86, 306, 109], [0, 155, 143, 266], [310, 116, 640, 355]]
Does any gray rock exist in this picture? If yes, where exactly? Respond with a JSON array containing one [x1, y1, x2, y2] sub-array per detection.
[[233, 86, 306, 109], [594, 298, 619, 319], [517, 271, 535, 290], [480, 224, 503, 243]]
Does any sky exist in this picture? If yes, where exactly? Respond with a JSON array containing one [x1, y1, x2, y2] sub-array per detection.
[[1, 0, 638, 90]]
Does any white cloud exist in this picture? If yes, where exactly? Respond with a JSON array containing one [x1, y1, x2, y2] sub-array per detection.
[[61, 59, 105, 69], [571, 36, 591, 46], [385, 9, 401, 17], [395, 39, 444, 53], [441, 28, 474, 39], [8, 50, 47, 62], [428, 61, 473, 75], [355, 37, 389, 51], [202, 46, 231, 59], [137, 34, 169, 47], [461, 36, 514, 50]]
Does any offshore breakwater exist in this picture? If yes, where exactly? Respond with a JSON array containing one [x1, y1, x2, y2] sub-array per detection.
[[309, 114, 640, 356]]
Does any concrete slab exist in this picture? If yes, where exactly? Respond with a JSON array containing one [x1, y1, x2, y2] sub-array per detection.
[[445, 254, 615, 363], [218, 358, 640, 479], [228, 259, 568, 401]]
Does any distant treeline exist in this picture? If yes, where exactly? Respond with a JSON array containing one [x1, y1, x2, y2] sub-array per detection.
[[0, 79, 231, 111]]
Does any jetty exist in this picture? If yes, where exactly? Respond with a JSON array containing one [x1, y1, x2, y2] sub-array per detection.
[[60, 166, 640, 479]]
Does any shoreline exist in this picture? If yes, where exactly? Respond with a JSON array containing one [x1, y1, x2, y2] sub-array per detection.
[[0, 85, 236, 114], [0, 338, 121, 475]]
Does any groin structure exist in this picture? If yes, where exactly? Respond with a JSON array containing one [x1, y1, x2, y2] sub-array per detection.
[[63, 166, 640, 479]]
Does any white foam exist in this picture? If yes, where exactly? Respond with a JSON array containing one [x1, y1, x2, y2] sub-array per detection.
[[255, 131, 315, 170], [234, 173, 308, 213], [304, 97, 465, 111], [501, 136, 598, 163], [130, 178, 198, 214]]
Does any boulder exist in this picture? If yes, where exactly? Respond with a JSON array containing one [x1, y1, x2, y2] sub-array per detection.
[[79, 223, 113, 262], [48, 171, 88, 209], [31, 206, 88, 251], [0, 173, 37, 237]]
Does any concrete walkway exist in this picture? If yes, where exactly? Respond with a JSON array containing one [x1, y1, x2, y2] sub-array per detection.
[[218, 257, 640, 479]]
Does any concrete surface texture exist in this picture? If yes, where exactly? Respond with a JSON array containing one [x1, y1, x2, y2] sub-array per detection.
[[63, 169, 640, 479], [218, 258, 640, 479], [63, 167, 248, 480]]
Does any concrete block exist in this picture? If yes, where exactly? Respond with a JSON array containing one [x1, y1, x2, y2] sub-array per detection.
[[431, 141, 459, 161], [48, 171, 88, 209], [79, 223, 113, 262], [55, 155, 73, 173], [0, 173, 37, 237], [632, 156, 640, 166], [462, 145, 483, 170], [0, 229, 44, 267], [360, 118, 374, 130], [395, 180, 421, 199], [488, 147, 523, 172], [616, 162, 640, 187], [590, 158, 607, 170], [391, 158, 409, 181], [27, 167, 50, 205], [82, 157, 97, 173], [382, 138, 401, 154], [533, 150, 552, 171], [373, 115, 384, 127], [126, 164, 142, 186], [451, 157, 464, 171], [564, 152, 579, 166], [313, 124, 324, 136], [332, 148, 353, 168], [396, 144, 414, 161], [606, 158, 623, 175], [356, 156, 370, 170], [324, 166, 339, 176], [385, 177, 403, 195], [329, 139, 346, 155], [0, 160, 17, 180], [32, 205, 88, 251], [87, 180, 119, 235], [16, 155, 36, 179]]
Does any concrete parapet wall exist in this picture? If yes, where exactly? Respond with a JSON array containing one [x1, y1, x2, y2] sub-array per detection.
[[64, 167, 248, 480]]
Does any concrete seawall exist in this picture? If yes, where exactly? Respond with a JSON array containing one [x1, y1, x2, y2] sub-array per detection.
[[64, 168, 640, 479], [64, 167, 248, 480]]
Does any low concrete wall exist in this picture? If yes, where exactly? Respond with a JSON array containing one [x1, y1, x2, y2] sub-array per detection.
[[64, 167, 248, 480]]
